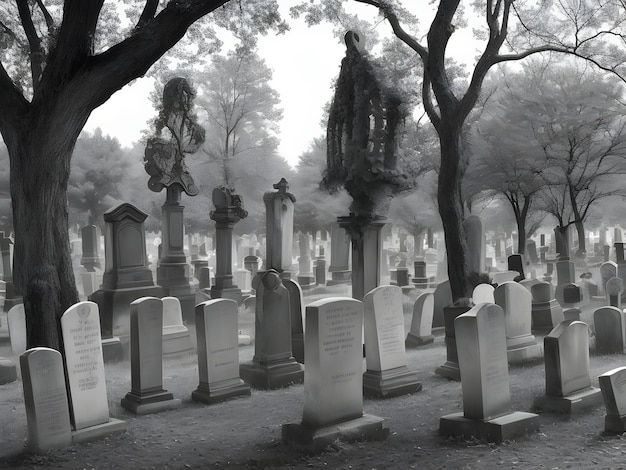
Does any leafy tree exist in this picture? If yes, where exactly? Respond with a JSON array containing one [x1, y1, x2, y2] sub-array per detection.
[[68, 128, 133, 227], [0, 1, 285, 350], [293, 0, 626, 301]]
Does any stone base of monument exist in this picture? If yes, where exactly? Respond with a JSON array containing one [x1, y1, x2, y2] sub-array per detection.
[[412, 277, 429, 288], [292, 333, 304, 364], [282, 414, 389, 451], [0, 357, 17, 384], [192, 377, 251, 405], [405, 333, 434, 348], [121, 390, 182, 415], [297, 275, 315, 290], [435, 361, 461, 381], [563, 308, 581, 322], [210, 286, 243, 305], [162, 326, 194, 355], [363, 366, 422, 398], [240, 359, 304, 390], [533, 387, 603, 414], [327, 271, 351, 285], [507, 343, 543, 365], [605, 414, 626, 433], [101, 336, 124, 363], [72, 418, 127, 444], [439, 411, 540, 444]]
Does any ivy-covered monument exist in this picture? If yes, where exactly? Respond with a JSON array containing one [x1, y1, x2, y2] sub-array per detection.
[[144, 77, 206, 321], [324, 31, 413, 300]]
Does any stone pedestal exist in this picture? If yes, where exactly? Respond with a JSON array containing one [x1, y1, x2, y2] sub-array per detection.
[[412, 260, 428, 287], [0, 234, 22, 312], [339, 215, 386, 301], [209, 187, 247, 305], [157, 185, 195, 322], [80, 225, 102, 272], [439, 412, 540, 444], [435, 306, 470, 381], [327, 223, 351, 285], [263, 179, 295, 278]]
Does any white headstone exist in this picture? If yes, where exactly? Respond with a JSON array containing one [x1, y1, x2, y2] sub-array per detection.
[[599, 367, 626, 417], [472, 284, 495, 304], [407, 292, 434, 338], [20, 348, 72, 451], [61, 302, 109, 430], [494, 281, 533, 340], [363, 285, 407, 372], [303, 297, 364, 426], [7, 303, 26, 356], [455, 303, 510, 420]]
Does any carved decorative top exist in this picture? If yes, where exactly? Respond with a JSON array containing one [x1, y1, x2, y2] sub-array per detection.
[[264, 178, 296, 203], [144, 77, 206, 196]]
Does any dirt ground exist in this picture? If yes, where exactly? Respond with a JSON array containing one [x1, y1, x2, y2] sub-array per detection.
[[2, 284, 626, 469]]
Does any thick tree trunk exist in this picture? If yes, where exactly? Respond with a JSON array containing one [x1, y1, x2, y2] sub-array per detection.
[[437, 124, 469, 301], [516, 216, 526, 255], [8, 126, 80, 351], [575, 219, 586, 257]]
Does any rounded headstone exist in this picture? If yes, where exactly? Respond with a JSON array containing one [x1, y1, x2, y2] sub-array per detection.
[[531, 281, 552, 303], [606, 277, 625, 297]]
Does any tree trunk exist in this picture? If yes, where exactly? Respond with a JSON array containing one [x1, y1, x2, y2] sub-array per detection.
[[437, 124, 469, 301], [574, 219, 586, 257], [516, 215, 526, 255], [9, 126, 80, 351]]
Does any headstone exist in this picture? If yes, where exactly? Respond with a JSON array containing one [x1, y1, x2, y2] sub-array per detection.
[[80, 225, 102, 272], [405, 293, 435, 347], [88, 203, 164, 360], [297, 233, 315, 288], [20, 348, 72, 451], [435, 304, 471, 381], [412, 260, 428, 288], [239, 270, 303, 389], [531, 281, 564, 332], [472, 284, 495, 304], [526, 240, 539, 264], [282, 298, 388, 450], [161, 296, 194, 355], [0, 233, 22, 311], [594, 306, 626, 355], [192, 299, 250, 404], [533, 320, 602, 413], [439, 304, 539, 443], [121, 297, 182, 414], [606, 277, 624, 309], [464, 215, 485, 274], [494, 281, 540, 363], [601, 261, 618, 295], [60, 302, 126, 442], [432, 280, 452, 328], [7, 303, 26, 356], [283, 279, 305, 363], [599, 367, 626, 433], [507, 254, 525, 281], [363, 286, 421, 397]]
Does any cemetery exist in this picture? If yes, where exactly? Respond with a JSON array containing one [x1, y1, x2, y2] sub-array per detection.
[[3, 1, 626, 469]]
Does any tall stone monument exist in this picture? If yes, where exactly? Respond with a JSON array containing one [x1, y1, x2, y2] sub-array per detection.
[[263, 178, 296, 279], [144, 77, 205, 322], [328, 223, 351, 285], [210, 186, 247, 304]]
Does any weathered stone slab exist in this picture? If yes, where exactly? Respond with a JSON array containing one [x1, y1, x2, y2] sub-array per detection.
[[405, 293, 435, 347], [599, 367, 626, 433]]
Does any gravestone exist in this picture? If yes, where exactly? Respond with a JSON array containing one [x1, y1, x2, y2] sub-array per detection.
[[594, 306, 626, 355], [494, 281, 541, 363], [0, 233, 22, 312], [606, 277, 624, 309], [282, 297, 388, 450], [7, 303, 26, 356], [533, 320, 602, 413], [192, 299, 250, 404], [239, 270, 304, 389], [405, 293, 435, 347], [20, 348, 72, 452], [61, 302, 126, 442], [89, 203, 165, 360], [464, 215, 485, 274], [283, 279, 305, 364], [472, 284, 495, 304], [439, 304, 539, 443], [601, 261, 618, 295], [80, 225, 102, 272], [121, 297, 182, 414], [435, 303, 471, 381], [507, 254, 525, 281], [363, 286, 421, 398], [412, 260, 428, 288], [161, 296, 194, 355], [297, 233, 315, 288], [526, 240, 539, 264], [599, 367, 626, 433], [432, 280, 452, 329], [531, 281, 564, 332]]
